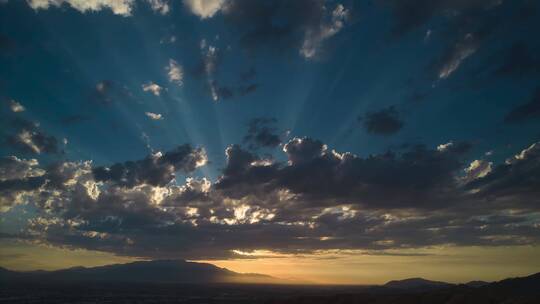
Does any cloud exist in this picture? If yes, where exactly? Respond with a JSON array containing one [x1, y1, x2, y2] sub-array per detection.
[[360, 106, 404, 136], [6, 119, 61, 155], [26, 0, 135, 16], [211, 0, 350, 59], [0, 156, 44, 181], [437, 33, 479, 79], [0, 156, 46, 211], [462, 159, 492, 183], [198, 39, 225, 101], [91, 80, 133, 105], [60, 114, 91, 125], [466, 142, 540, 210], [243, 118, 281, 150], [166, 59, 183, 86], [9, 100, 25, 113], [93, 145, 207, 187], [300, 4, 349, 59], [283, 137, 327, 165], [3, 138, 540, 259], [380, 0, 503, 37], [145, 112, 163, 120], [183, 0, 225, 19], [494, 42, 540, 77], [142, 81, 163, 96], [238, 83, 258, 96], [146, 0, 169, 15], [504, 87, 540, 123]]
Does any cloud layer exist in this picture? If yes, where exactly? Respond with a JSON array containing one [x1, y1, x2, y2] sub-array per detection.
[[2, 136, 539, 259]]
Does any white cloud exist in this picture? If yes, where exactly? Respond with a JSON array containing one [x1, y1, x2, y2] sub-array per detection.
[[438, 33, 478, 79], [145, 112, 163, 120], [26, 0, 135, 16], [199, 39, 221, 101], [142, 81, 163, 96], [300, 4, 349, 59], [437, 141, 453, 152], [166, 59, 183, 86], [463, 159, 492, 182], [146, 0, 169, 15], [183, 0, 225, 19], [17, 130, 42, 154], [10, 100, 25, 112]]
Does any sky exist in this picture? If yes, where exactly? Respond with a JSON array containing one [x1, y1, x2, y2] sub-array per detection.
[[0, 0, 540, 285]]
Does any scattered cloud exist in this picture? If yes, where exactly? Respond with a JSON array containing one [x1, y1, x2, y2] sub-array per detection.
[[9, 100, 25, 113], [6, 118, 61, 155], [300, 4, 349, 59], [26, 0, 135, 16], [213, 0, 351, 59], [495, 42, 540, 77], [93, 144, 207, 187], [437, 33, 479, 79], [504, 87, 540, 123], [183, 0, 226, 19], [166, 59, 183, 86], [238, 83, 258, 96], [142, 81, 163, 96], [145, 112, 163, 120], [381, 0, 503, 37], [243, 118, 281, 150], [360, 106, 404, 136], [462, 159, 492, 183], [146, 0, 169, 15], [91, 80, 132, 105], [60, 114, 91, 125]]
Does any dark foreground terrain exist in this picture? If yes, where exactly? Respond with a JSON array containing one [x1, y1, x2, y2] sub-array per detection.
[[1, 260, 538, 303]]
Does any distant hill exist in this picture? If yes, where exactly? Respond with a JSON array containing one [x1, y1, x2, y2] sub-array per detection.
[[383, 277, 454, 291], [0, 260, 278, 284], [269, 272, 540, 303], [464, 280, 490, 288], [479, 272, 540, 297]]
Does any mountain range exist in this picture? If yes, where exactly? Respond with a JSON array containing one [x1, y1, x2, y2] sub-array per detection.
[[0, 259, 278, 284], [1, 261, 539, 303]]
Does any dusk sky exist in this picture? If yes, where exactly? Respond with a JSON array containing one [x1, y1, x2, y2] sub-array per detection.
[[1, 0, 540, 284]]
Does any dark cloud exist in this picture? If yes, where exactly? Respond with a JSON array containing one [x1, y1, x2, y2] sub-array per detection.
[[466, 142, 540, 210], [0, 33, 15, 53], [217, 138, 474, 210], [93, 145, 207, 188], [380, 0, 503, 37], [60, 114, 92, 125], [239, 83, 258, 96], [283, 137, 326, 164], [90, 80, 132, 105], [221, 0, 349, 58], [243, 118, 281, 150], [2, 138, 539, 259], [5, 118, 61, 155], [504, 87, 540, 123], [495, 42, 540, 77], [239, 67, 256, 82], [210, 81, 234, 100], [360, 106, 404, 136]]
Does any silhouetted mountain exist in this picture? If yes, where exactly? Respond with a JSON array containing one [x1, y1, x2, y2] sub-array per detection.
[[0, 260, 278, 284], [383, 277, 454, 291], [479, 272, 540, 296], [268, 272, 540, 304], [465, 280, 490, 287]]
